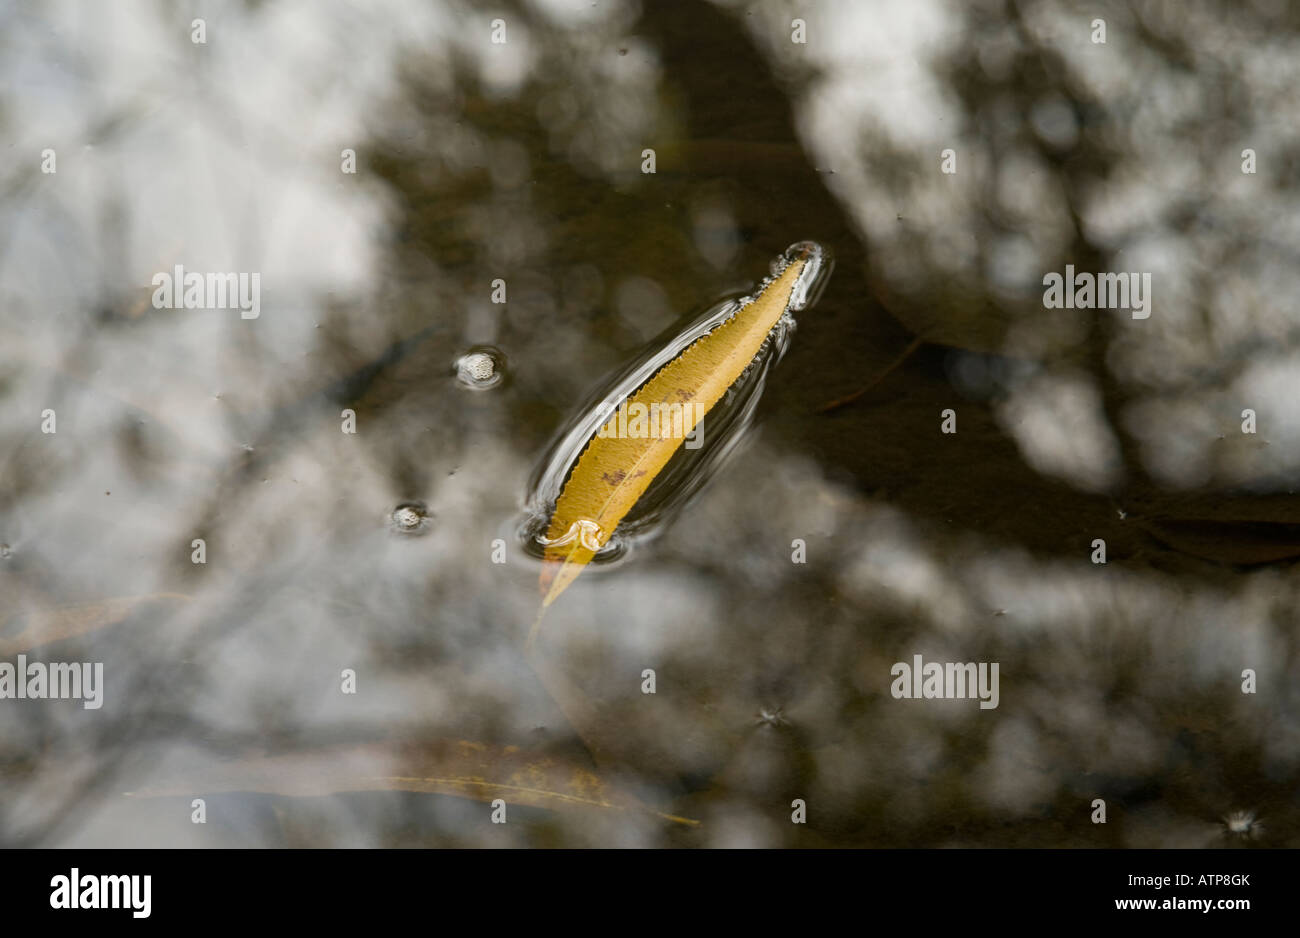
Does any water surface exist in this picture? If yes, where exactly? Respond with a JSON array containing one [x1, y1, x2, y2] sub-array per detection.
[[0, 0, 1296, 847]]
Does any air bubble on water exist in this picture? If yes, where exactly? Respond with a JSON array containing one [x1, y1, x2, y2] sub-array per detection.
[[389, 501, 432, 535], [463, 354, 494, 381], [454, 346, 507, 390]]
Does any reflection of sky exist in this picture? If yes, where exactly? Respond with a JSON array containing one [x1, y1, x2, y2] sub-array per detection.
[[0, 0, 1296, 847], [747, 0, 1300, 490]]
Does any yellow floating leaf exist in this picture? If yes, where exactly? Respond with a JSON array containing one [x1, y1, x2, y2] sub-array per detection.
[[537, 243, 826, 621]]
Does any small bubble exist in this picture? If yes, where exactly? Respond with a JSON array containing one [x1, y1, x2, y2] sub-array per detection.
[[455, 346, 507, 390], [0, 544, 11, 559], [520, 241, 829, 577], [754, 706, 789, 728], [1222, 809, 1261, 840], [390, 501, 432, 535], [464, 354, 493, 380]]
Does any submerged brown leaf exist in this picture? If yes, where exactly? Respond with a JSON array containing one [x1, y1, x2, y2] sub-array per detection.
[[125, 739, 698, 826], [0, 593, 191, 656]]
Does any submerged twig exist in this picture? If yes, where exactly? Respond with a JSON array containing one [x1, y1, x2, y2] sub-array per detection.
[[816, 334, 925, 414]]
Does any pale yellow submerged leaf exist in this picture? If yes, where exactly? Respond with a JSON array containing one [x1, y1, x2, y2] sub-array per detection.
[[125, 739, 698, 826]]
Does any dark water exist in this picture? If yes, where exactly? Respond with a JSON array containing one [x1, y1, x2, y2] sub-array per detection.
[[1, 0, 1297, 847]]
